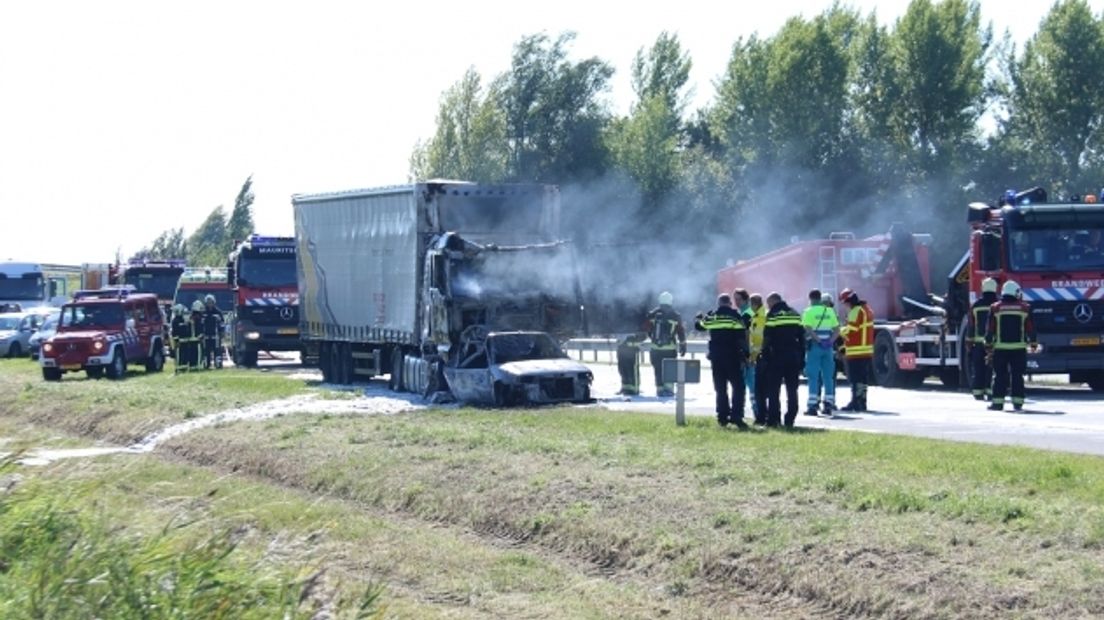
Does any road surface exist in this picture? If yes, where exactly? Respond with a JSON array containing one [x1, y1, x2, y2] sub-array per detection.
[[586, 362, 1104, 457]]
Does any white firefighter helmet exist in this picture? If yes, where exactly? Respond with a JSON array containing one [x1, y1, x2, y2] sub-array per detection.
[[173, 304, 185, 315], [192, 300, 205, 313], [204, 294, 216, 304], [658, 291, 674, 306], [1001, 280, 1022, 298], [981, 277, 998, 294]]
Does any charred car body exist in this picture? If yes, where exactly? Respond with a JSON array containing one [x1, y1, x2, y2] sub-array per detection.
[[292, 181, 590, 405]]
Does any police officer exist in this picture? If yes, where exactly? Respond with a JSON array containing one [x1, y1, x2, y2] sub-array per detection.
[[839, 289, 874, 412], [644, 291, 687, 397], [758, 292, 805, 428], [802, 289, 840, 416], [968, 278, 1000, 400], [985, 280, 1037, 411], [201, 294, 224, 369], [694, 293, 750, 429]]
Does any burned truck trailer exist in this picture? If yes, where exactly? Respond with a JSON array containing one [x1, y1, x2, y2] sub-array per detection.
[[292, 181, 587, 401]]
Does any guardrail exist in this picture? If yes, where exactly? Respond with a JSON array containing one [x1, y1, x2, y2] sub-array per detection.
[[563, 338, 711, 365]]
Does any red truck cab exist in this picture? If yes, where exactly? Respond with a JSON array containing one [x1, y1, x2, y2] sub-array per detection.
[[39, 290, 166, 381]]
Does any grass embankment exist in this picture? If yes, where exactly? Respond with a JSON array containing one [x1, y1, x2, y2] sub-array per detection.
[[0, 358, 306, 444], [2, 357, 1104, 617]]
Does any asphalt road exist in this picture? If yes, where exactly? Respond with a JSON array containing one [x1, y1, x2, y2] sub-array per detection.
[[588, 362, 1104, 457]]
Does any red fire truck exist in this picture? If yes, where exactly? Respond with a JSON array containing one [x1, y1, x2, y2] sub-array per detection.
[[717, 187, 1104, 392], [227, 235, 299, 367]]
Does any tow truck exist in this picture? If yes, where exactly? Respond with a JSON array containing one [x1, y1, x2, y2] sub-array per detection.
[[717, 187, 1104, 392]]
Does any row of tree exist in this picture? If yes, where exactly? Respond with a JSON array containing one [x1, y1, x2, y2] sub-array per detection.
[[133, 176, 255, 266], [411, 0, 1104, 276]]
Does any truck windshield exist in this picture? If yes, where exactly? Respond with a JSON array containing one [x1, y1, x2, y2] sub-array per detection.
[[174, 288, 234, 311], [238, 257, 297, 288], [0, 275, 44, 301], [489, 333, 566, 364], [1008, 227, 1104, 271], [60, 304, 124, 328], [125, 270, 183, 300]]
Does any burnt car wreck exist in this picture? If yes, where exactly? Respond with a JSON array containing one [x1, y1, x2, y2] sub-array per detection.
[[443, 328, 593, 406]]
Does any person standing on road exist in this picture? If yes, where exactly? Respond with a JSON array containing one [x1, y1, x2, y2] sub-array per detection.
[[968, 277, 1000, 401], [985, 280, 1037, 411], [839, 289, 874, 412], [758, 292, 805, 428], [644, 292, 687, 397], [802, 289, 840, 417], [201, 294, 225, 369], [694, 293, 750, 429]]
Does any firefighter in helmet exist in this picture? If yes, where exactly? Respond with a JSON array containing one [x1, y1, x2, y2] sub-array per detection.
[[644, 291, 687, 397], [839, 288, 874, 412], [201, 294, 224, 369], [170, 304, 188, 371], [985, 280, 1037, 411], [967, 277, 1000, 400]]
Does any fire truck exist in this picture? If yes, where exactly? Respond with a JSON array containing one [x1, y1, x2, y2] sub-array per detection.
[[117, 259, 186, 314], [717, 187, 1104, 393], [227, 235, 299, 367]]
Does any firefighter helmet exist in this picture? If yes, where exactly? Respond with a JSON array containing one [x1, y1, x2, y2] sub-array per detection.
[[204, 294, 216, 304], [838, 288, 857, 304], [981, 277, 998, 294], [192, 300, 205, 313], [658, 291, 674, 306], [1001, 280, 1022, 298], [173, 304, 185, 315]]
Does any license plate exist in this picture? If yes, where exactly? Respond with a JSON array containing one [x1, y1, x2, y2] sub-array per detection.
[[1070, 337, 1100, 346], [277, 328, 299, 335], [61, 364, 82, 370]]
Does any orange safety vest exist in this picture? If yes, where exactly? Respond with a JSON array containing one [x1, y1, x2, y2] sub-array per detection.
[[841, 303, 874, 359]]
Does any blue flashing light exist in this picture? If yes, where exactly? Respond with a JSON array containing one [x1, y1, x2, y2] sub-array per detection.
[[246, 234, 294, 246]]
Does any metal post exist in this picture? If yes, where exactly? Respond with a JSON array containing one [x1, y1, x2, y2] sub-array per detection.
[[675, 361, 686, 426]]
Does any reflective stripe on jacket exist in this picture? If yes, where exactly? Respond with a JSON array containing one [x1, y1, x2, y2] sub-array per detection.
[[840, 303, 874, 359], [749, 306, 766, 361]]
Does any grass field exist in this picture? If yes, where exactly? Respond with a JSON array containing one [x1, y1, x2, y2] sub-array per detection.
[[2, 358, 1104, 618]]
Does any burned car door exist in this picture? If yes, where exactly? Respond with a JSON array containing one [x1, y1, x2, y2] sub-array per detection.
[[442, 331, 495, 405]]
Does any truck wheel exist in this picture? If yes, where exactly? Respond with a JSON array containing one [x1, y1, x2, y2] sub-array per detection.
[[145, 344, 165, 373], [319, 343, 333, 382], [389, 348, 404, 392], [939, 368, 960, 389], [105, 350, 126, 380], [240, 348, 258, 368], [87, 367, 104, 379], [42, 367, 62, 382], [329, 343, 345, 384]]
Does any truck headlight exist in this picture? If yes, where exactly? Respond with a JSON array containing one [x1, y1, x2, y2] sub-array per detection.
[[93, 341, 104, 351], [245, 331, 261, 340], [43, 343, 54, 353]]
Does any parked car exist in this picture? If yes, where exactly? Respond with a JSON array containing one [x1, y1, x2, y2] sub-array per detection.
[[443, 329, 593, 406], [27, 309, 61, 360], [0, 309, 53, 358]]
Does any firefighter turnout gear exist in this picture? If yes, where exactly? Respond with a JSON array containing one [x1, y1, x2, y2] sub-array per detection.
[[695, 296, 750, 428], [757, 296, 805, 428], [173, 306, 202, 372], [616, 335, 642, 396], [985, 290, 1037, 411], [644, 297, 687, 397], [967, 288, 999, 400], [839, 294, 874, 412], [201, 299, 225, 370], [802, 294, 840, 414]]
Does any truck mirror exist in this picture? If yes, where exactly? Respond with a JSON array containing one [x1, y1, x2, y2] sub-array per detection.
[[979, 232, 1002, 272]]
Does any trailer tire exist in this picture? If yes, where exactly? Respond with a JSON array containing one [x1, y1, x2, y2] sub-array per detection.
[[339, 343, 352, 384], [319, 343, 333, 382], [389, 348, 404, 392]]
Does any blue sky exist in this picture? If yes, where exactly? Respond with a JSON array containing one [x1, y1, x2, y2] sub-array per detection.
[[1, 0, 1098, 264]]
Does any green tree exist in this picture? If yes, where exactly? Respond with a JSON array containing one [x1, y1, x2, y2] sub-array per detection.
[[130, 228, 186, 261], [1001, 0, 1104, 193], [187, 206, 228, 267], [226, 175, 255, 244], [410, 68, 508, 182], [493, 32, 614, 182], [630, 31, 692, 123], [884, 0, 992, 179]]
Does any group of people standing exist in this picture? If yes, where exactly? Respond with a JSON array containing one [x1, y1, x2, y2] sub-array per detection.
[[616, 287, 875, 430], [694, 288, 874, 429], [170, 295, 225, 371]]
